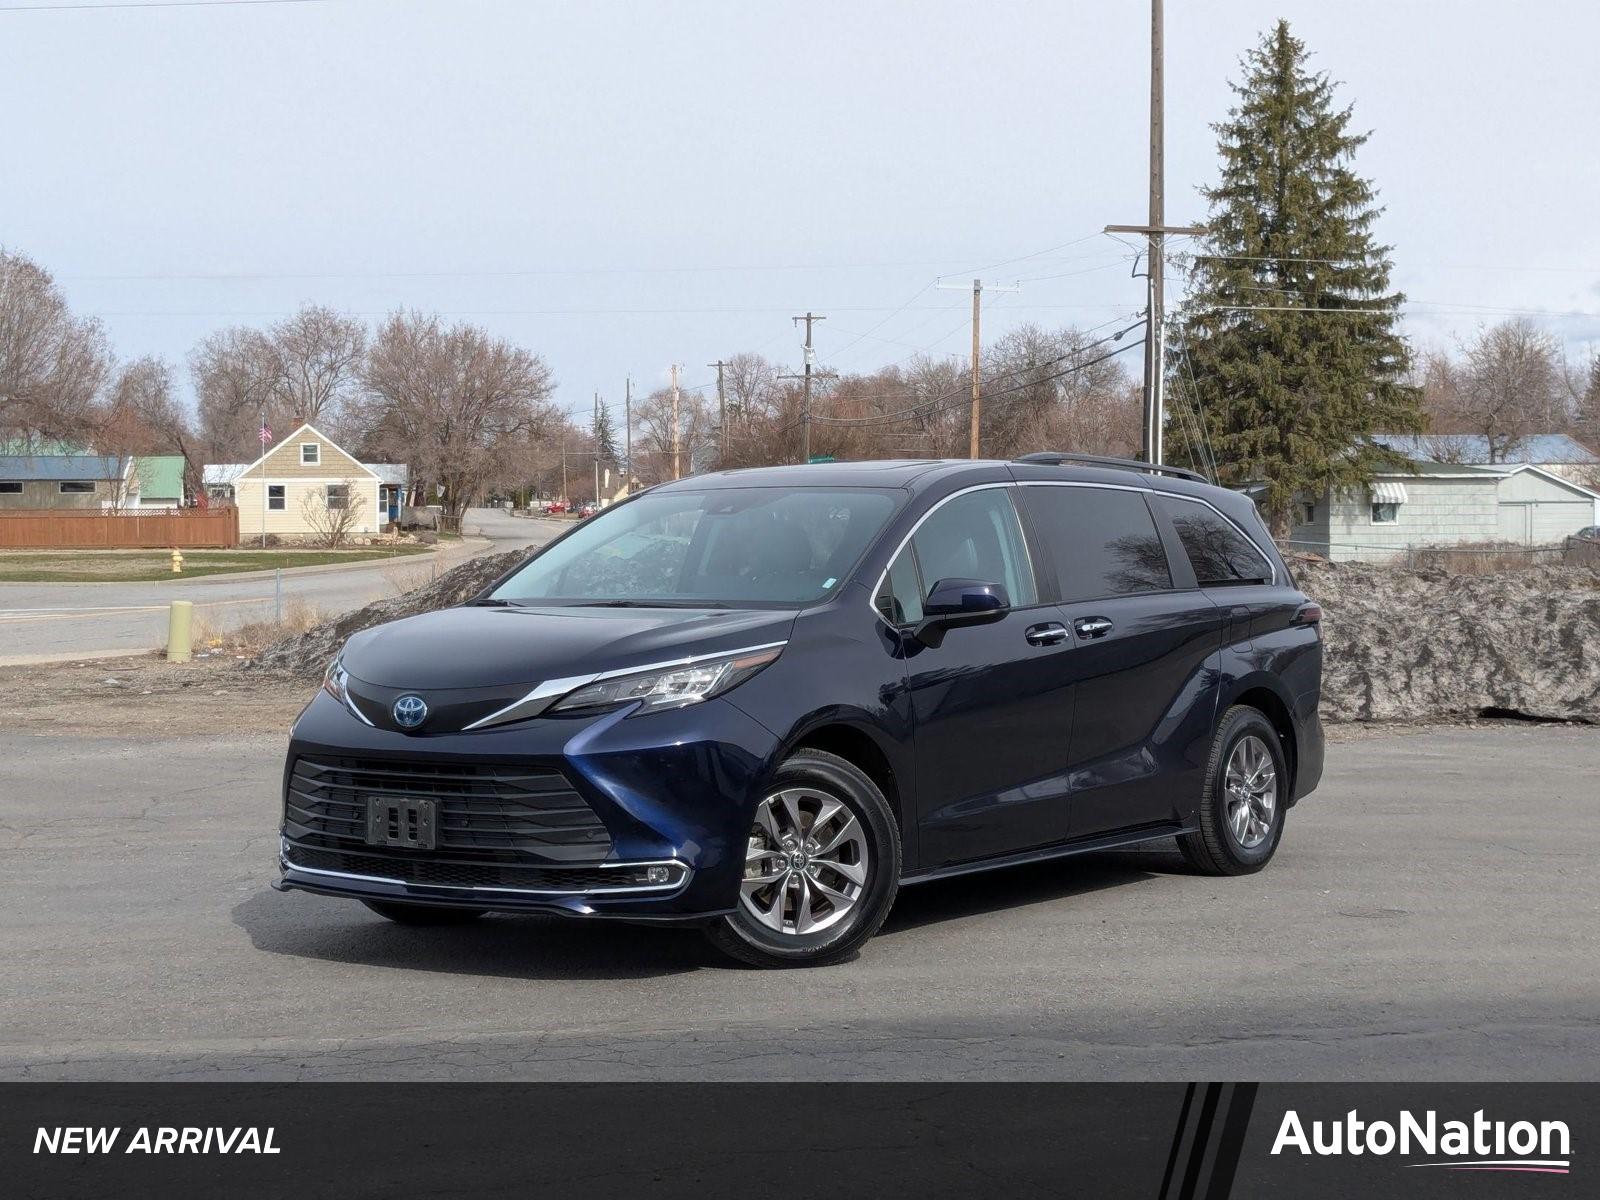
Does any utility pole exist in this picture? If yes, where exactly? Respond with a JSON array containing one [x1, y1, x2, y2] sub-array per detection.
[[593, 391, 601, 505], [669, 364, 682, 479], [623, 375, 632, 489], [1108, 0, 1203, 467], [937, 278, 1022, 458], [560, 438, 567, 505], [789, 312, 823, 463], [708, 359, 728, 465]]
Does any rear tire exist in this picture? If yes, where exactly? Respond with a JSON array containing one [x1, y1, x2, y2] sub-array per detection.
[[1179, 705, 1287, 876], [706, 748, 900, 968], [361, 899, 486, 926]]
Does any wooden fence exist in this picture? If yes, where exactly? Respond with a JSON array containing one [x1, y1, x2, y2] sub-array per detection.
[[0, 507, 238, 549]]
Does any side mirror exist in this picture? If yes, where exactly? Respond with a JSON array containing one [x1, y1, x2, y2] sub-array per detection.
[[913, 578, 1010, 647]]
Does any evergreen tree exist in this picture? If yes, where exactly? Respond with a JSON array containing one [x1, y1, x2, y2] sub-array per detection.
[[1177, 20, 1420, 535], [592, 401, 619, 463]]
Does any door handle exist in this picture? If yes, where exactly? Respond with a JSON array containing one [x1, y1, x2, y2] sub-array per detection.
[[1073, 616, 1114, 640], [1025, 622, 1069, 646]]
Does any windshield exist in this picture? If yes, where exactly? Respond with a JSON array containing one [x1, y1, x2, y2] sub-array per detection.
[[489, 487, 901, 607]]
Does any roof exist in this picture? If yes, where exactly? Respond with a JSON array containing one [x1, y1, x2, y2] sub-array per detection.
[[0, 455, 126, 482], [133, 455, 185, 498], [369, 464, 409, 485], [234, 422, 380, 480], [1373, 432, 1600, 465], [657, 459, 963, 491], [204, 463, 247, 485]]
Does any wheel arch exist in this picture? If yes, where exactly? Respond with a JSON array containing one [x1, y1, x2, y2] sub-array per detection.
[[1226, 676, 1300, 802]]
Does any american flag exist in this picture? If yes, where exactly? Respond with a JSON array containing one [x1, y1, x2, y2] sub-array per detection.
[[258, 424, 272, 444]]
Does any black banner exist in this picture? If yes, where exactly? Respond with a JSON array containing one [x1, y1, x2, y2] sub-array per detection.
[[3, 1083, 1590, 1199]]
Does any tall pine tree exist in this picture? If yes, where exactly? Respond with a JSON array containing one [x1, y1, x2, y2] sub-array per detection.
[[1177, 20, 1420, 535]]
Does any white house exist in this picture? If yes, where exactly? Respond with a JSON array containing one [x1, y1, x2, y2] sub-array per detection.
[[204, 422, 407, 541], [1285, 461, 1600, 562]]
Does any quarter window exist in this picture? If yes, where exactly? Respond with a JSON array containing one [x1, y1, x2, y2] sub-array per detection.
[[910, 488, 1037, 608], [300, 443, 320, 466], [267, 485, 286, 511], [1155, 496, 1273, 586], [1022, 486, 1172, 601], [874, 546, 924, 626]]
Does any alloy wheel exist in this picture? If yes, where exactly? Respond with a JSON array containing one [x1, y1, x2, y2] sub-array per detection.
[[1224, 734, 1277, 849], [740, 788, 870, 936]]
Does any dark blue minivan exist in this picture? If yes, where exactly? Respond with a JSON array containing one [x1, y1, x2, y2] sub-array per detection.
[[276, 454, 1323, 967]]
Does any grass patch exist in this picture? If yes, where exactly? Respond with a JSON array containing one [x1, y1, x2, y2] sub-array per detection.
[[0, 545, 433, 583]]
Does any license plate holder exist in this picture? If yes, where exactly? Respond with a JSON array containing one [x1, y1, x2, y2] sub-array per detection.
[[365, 795, 437, 851]]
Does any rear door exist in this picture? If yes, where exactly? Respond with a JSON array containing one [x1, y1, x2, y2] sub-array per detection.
[[1018, 483, 1225, 838], [880, 485, 1079, 867]]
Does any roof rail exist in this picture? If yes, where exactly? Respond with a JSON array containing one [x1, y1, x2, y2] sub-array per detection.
[[1012, 451, 1208, 484]]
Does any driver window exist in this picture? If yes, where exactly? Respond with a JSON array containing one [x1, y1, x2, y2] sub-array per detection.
[[910, 488, 1037, 608]]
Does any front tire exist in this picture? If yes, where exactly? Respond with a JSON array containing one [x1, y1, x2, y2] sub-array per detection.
[[361, 899, 486, 926], [706, 748, 900, 968], [1179, 705, 1287, 875]]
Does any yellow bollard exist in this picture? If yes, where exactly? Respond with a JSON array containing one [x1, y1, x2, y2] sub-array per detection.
[[166, 600, 194, 663], [171, 547, 184, 573]]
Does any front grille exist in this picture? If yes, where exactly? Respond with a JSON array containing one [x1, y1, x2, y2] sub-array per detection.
[[284, 755, 612, 864], [283, 845, 673, 892]]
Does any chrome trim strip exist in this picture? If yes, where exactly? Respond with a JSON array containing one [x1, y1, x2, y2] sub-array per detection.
[[280, 842, 691, 897], [461, 640, 789, 731]]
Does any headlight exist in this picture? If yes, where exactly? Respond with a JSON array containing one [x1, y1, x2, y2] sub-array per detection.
[[550, 647, 782, 716], [322, 654, 351, 705]]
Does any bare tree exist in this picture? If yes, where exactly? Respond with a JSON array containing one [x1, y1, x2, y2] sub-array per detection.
[[264, 305, 367, 431], [299, 477, 366, 548], [360, 312, 560, 518], [0, 249, 110, 444], [1450, 320, 1564, 462], [190, 327, 279, 463]]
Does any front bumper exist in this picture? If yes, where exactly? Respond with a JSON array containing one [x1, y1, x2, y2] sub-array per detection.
[[275, 689, 781, 921]]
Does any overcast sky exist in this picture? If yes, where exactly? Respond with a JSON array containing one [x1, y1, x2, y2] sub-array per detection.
[[3, 0, 1597, 421]]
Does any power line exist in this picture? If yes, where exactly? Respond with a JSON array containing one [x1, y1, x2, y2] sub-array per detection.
[[0, 0, 331, 11], [812, 323, 1146, 429]]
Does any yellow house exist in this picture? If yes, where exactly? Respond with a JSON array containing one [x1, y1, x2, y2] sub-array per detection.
[[222, 423, 404, 541]]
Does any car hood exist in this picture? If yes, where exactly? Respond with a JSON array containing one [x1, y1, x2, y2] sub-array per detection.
[[342, 603, 798, 691]]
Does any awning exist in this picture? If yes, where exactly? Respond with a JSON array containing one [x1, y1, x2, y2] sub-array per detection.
[[1370, 480, 1409, 504]]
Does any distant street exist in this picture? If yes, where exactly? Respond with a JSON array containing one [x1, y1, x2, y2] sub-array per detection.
[[0, 509, 563, 664], [2, 723, 1595, 1081]]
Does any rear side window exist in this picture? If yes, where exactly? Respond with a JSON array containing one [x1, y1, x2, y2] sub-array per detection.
[[1022, 486, 1172, 601], [1156, 496, 1273, 586]]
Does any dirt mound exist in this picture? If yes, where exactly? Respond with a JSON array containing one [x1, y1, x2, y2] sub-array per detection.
[[248, 549, 526, 677], [1297, 559, 1600, 723]]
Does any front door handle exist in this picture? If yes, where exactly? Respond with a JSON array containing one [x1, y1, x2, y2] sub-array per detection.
[[1073, 616, 1114, 640], [1025, 622, 1069, 647]]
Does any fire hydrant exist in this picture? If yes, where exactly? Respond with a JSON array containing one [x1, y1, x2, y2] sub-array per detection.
[[170, 547, 184, 574]]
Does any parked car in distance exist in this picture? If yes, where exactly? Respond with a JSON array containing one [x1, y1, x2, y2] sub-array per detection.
[[277, 454, 1324, 967], [576, 502, 600, 518], [541, 500, 567, 515]]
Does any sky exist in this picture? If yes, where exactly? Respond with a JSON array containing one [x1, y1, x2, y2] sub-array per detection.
[[2, 0, 1598, 424]]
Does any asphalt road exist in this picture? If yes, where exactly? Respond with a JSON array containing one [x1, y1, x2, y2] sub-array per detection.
[[0, 508, 562, 664], [2, 723, 1596, 1081]]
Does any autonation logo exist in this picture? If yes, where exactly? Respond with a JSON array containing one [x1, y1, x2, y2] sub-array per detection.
[[1272, 1108, 1572, 1175]]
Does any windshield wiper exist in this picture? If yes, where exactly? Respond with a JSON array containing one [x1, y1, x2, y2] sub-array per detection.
[[581, 599, 732, 609], [473, 597, 526, 607]]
